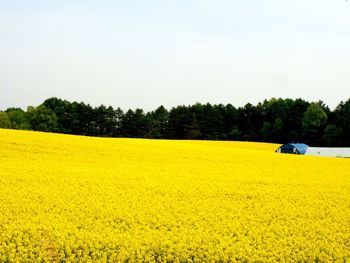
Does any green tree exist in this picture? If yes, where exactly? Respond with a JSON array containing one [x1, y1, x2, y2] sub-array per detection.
[[302, 102, 328, 145], [223, 104, 238, 138], [272, 118, 283, 141], [26, 105, 58, 132], [184, 114, 201, 139], [121, 109, 148, 138], [94, 105, 118, 137], [261, 98, 310, 143], [43, 97, 78, 134], [6, 108, 28, 129], [333, 99, 350, 146], [0, 111, 11, 128], [261, 121, 272, 140], [323, 124, 343, 146], [228, 127, 242, 140], [114, 107, 124, 136], [147, 106, 169, 138], [167, 106, 192, 139]]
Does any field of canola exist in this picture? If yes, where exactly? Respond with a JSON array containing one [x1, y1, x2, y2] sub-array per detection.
[[0, 128, 349, 262]]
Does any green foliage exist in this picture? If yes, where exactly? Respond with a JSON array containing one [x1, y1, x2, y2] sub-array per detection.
[[6, 108, 28, 129], [228, 127, 242, 140], [43, 97, 78, 134], [0, 111, 11, 128], [146, 106, 169, 139], [120, 109, 148, 138], [261, 122, 272, 140], [26, 105, 58, 132], [302, 103, 328, 131], [273, 118, 283, 136], [1, 97, 349, 146], [323, 124, 343, 146], [334, 99, 350, 145], [302, 102, 328, 145], [94, 105, 118, 137], [184, 114, 201, 139]]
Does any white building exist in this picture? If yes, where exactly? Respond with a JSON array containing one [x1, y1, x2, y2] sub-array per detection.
[[305, 147, 350, 158]]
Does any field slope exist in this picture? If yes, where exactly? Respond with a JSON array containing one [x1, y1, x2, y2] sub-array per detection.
[[0, 129, 349, 262]]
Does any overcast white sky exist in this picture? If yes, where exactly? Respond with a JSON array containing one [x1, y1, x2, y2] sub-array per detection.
[[1, 0, 349, 111]]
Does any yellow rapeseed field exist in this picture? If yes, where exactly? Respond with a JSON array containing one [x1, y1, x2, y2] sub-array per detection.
[[0, 128, 349, 262]]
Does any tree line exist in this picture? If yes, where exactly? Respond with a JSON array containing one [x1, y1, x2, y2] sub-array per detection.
[[0, 97, 349, 146]]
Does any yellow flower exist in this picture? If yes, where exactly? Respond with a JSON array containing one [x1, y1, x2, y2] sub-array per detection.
[[0, 128, 349, 262]]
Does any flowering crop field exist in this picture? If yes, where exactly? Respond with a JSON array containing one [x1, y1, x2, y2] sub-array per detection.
[[0, 129, 349, 262]]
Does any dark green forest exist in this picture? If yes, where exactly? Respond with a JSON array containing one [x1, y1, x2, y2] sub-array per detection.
[[0, 97, 349, 146]]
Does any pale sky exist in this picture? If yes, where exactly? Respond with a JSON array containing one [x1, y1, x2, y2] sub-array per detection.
[[1, 0, 349, 111]]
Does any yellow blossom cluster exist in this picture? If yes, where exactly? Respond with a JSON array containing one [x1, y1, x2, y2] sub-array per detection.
[[0, 128, 349, 262]]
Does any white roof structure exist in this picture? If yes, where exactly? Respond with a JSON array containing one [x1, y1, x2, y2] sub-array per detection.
[[305, 147, 350, 158]]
